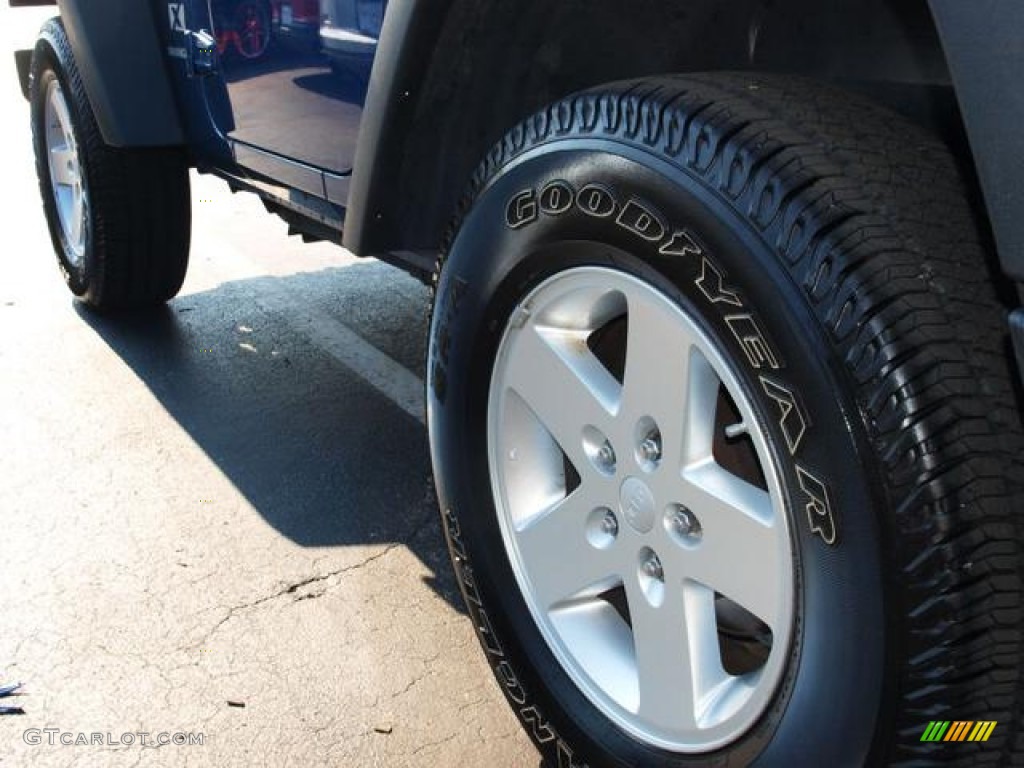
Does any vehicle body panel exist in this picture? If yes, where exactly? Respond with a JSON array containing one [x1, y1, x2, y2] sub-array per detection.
[[55, 0, 183, 146], [197, 0, 379, 179], [14, 0, 1024, 305], [929, 0, 1024, 283], [342, 0, 448, 255]]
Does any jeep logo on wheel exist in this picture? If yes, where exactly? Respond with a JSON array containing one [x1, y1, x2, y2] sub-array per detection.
[[620, 477, 656, 534]]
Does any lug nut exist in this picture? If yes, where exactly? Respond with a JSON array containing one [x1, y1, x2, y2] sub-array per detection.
[[639, 436, 661, 463], [641, 553, 664, 581], [666, 504, 702, 543], [601, 510, 619, 536], [637, 547, 666, 606], [586, 507, 619, 550], [583, 427, 617, 475]]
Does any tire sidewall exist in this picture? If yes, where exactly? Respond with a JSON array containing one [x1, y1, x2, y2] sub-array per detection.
[[31, 30, 95, 298], [429, 144, 888, 767]]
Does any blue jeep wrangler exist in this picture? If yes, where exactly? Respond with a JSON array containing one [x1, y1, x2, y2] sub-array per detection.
[[12, 0, 1024, 764]]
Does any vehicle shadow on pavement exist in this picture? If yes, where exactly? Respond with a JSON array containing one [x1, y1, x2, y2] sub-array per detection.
[[74, 260, 466, 615]]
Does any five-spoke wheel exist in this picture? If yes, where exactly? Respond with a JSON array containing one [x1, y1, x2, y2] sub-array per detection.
[[43, 78, 87, 267], [488, 267, 793, 751]]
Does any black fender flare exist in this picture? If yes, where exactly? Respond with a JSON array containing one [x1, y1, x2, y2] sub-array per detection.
[[342, 0, 451, 256], [53, 0, 183, 147], [351, 0, 1024, 289], [929, 0, 1024, 283]]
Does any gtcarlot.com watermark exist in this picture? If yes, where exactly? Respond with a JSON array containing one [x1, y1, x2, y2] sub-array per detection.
[[24, 729, 205, 747]]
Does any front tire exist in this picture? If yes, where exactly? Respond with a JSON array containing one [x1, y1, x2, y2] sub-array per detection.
[[30, 18, 191, 310], [428, 75, 1024, 766]]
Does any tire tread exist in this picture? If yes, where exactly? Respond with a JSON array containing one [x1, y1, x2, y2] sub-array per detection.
[[434, 73, 1024, 766]]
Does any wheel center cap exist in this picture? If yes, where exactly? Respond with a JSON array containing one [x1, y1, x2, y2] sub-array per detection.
[[619, 476, 656, 534]]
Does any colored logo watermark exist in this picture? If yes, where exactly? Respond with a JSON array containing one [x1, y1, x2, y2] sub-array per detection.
[[920, 721, 997, 742]]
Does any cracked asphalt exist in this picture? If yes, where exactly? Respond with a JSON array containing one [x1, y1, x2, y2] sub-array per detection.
[[0, 7, 537, 766]]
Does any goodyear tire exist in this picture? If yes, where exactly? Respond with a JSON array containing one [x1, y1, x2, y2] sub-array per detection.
[[427, 75, 1024, 766], [30, 18, 191, 310]]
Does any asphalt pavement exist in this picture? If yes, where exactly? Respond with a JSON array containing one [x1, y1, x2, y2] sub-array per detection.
[[0, 7, 537, 766]]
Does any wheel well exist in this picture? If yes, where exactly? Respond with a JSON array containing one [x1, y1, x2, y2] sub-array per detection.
[[360, 0, 972, 256]]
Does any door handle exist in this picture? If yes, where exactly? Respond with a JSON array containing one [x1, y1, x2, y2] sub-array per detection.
[[187, 29, 219, 76]]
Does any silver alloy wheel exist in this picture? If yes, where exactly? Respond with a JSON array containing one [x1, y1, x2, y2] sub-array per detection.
[[44, 78, 87, 265], [487, 267, 795, 753]]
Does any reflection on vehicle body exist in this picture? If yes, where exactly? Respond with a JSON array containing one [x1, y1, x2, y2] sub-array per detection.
[[213, 0, 274, 60], [209, 0, 384, 175], [321, 0, 384, 79]]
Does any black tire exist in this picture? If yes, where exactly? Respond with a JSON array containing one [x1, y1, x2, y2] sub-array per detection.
[[428, 75, 1024, 766], [30, 18, 191, 310]]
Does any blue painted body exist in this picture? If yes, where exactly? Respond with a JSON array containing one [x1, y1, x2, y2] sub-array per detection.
[[167, 0, 383, 208]]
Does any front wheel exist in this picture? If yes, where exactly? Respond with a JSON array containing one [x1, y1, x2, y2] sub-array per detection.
[[30, 18, 191, 309], [428, 75, 1024, 766]]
